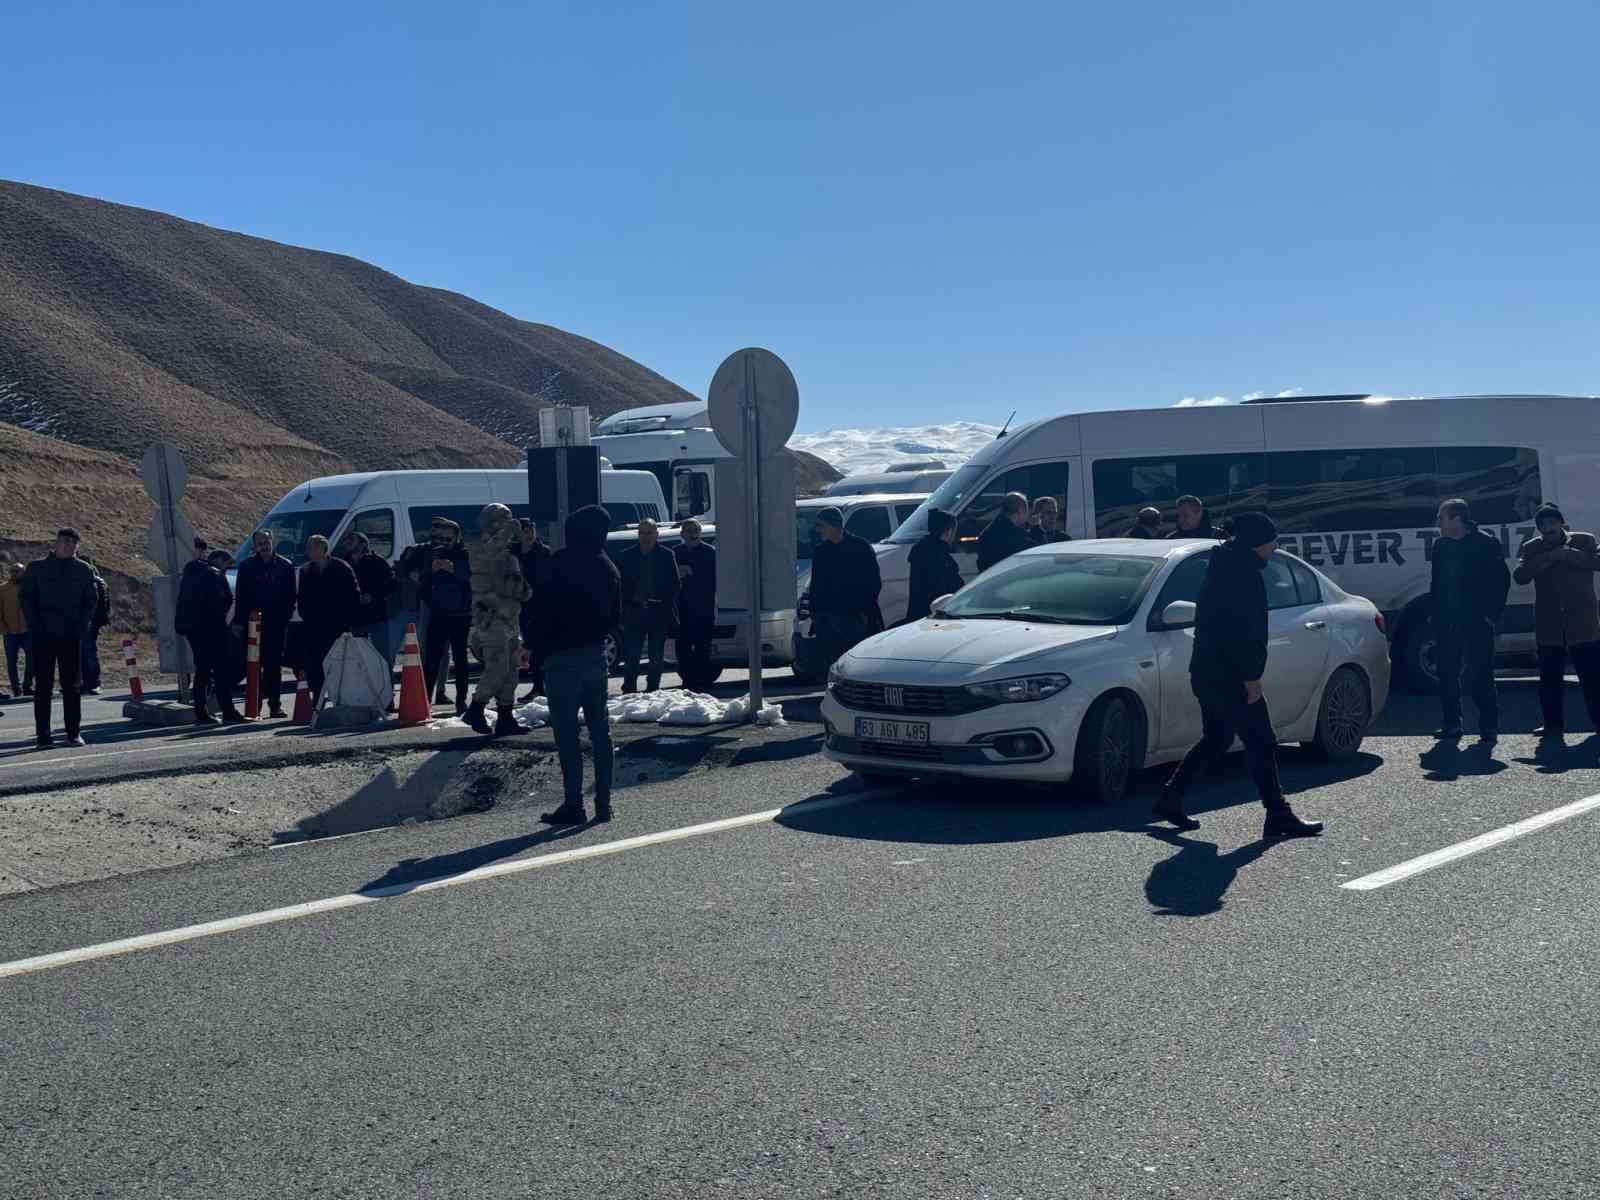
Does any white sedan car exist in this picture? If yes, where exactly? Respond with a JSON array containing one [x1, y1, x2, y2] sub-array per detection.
[[821, 538, 1390, 801]]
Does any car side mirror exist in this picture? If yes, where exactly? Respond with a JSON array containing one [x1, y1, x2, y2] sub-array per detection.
[[930, 593, 955, 616], [1161, 600, 1197, 629]]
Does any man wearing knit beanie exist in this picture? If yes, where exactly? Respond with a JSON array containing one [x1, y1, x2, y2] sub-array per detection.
[[1154, 511, 1323, 839]]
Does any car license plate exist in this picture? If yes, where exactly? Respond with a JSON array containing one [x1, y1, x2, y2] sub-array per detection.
[[856, 717, 929, 745]]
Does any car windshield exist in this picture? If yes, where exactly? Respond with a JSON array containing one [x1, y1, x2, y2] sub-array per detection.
[[886, 464, 987, 543], [234, 508, 346, 566], [795, 510, 822, 561], [940, 553, 1162, 625]]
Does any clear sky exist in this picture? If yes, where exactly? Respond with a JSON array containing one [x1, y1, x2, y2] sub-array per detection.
[[7, 0, 1598, 432]]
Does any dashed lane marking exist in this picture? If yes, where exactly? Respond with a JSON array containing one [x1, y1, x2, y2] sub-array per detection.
[[1342, 791, 1600, 891], [0, 788, 888, 980]]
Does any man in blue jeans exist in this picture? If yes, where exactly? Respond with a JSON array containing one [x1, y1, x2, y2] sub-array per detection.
[[535, 504, 621, 825]]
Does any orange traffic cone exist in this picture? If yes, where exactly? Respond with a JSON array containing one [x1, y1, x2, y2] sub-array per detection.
[[290, 670, 313, 726], [396, 623, 430, 727]]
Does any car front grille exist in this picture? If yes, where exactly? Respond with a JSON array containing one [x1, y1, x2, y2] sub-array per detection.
[[856, 739, 945, 762], [831, 680, 989, 716]]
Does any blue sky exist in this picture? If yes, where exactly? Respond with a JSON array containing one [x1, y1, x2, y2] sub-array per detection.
[[7, 0, 1598, 432]]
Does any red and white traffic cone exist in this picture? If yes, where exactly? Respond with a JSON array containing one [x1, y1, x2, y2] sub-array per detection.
[[290, 669, 313, 726], [396, 623, 430, 727], [244, 610, 262, 720], [123, 638, 143, 701]]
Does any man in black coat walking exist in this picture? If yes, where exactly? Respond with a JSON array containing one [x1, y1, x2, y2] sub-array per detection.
[[809, 507, 883, 669], [976, 493, 1033, 572], [905, 508, 964, 622], [1430, 497, 1511, 741], [617, 519, 681, 694], [19, 528, 99, 748], [673, 519, 717, 690], [233, 529, 297, 717], [176, 538, 246, 726], [296, 534, 361, 706], [1155, 512, 1323, 839]]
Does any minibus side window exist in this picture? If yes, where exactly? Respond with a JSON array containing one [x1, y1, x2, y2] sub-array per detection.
[[955, 462, 1070, 550], [1267, 448, 1438, 532], [1435, 447, 1541, 524], [1092, 453, 1266, 536]]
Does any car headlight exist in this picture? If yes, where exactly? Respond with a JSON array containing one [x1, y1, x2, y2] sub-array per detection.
[[964, 673, 1070, 704], [827, 661, 844, 689]]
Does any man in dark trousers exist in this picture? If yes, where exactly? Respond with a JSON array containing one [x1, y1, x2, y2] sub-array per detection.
[[1155, 512, 1323, 839], [233, 529, 296, 718], [905, 508, 964, 622], [673, 519, 717, 690], [537, 505, 622, 826], [19, 528, 98, 749], [617, 518, 681, 694], [342, 532, 396, 669], [1166, 495, 1224, 540], [1431, 497, 1511, 742], [809, 507, 882, 669], [976, 493, 1032, 572], [1513, 503, 1600, 736], [296, 534, 361, 706], [176, 539, 246, 726], [419, 517, 472, 714], [515, 518, 552, 700]]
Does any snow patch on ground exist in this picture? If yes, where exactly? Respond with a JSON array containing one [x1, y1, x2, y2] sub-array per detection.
[[788, 422, 1001, 477], [0, 378, 62, 436], [430, 689, 785, 732]]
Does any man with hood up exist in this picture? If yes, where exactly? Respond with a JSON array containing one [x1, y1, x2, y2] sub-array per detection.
[[1154, 511, 1323, 839], [464, 503, 532, 735], [536, 504, 622, 825]]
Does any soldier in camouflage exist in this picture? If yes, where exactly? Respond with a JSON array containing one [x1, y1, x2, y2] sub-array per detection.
[[464, 503, 532, 735]]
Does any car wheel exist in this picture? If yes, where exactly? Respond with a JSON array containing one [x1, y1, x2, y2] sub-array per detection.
[[1401, 614, 1439, 694], [1071, 694, 1139, 804], [1305, 665, 1370, 761]]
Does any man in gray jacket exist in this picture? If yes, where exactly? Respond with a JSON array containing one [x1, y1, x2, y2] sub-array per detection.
[[19, 528, 99, 748], [1513, 503, 1600, 736]]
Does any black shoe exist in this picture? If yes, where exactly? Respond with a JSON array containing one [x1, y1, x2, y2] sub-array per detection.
[[269, 706, 288, 719], [35, 736, 55, 750], [541, 804, 587, 825], [494, 708, 524, 736], [1264, 805, 1324, 839], [1534, 725, 1565, 738], [463, 701, 492, 734], [621, 683, 638, 695], [222, 709, 249, 725], [1153, 785, 1200, 832], [195, 711, 220, 726], [82, 687, 102, 696], [65, 735, 86, 748], [593, 800, 612, 823], [1433, 726, 1464, 740]]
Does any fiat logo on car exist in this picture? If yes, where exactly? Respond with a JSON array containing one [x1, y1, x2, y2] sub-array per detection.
[[883, 686, 904, 709]]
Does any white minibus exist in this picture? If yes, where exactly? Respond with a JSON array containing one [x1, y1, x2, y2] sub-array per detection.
[[881, 394, 1598, 688]]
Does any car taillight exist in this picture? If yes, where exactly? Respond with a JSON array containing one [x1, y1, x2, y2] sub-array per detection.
[[1374, 613, 1387, 635]]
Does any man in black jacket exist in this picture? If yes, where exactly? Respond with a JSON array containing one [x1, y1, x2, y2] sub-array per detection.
[[673, 519, 717, 690], [233, 529, 297, 718], [1430, 497, 1511, 741], [1166, 495, 1224, 540], [419, 517, 473, 714], [976, 493, 1033, 572], [79, 554, 111, 695], [1155, 513, 1323, 839], [538, 505, 622, 825], [19, 528, 99, 748], [297, 534, 361, 706], [809, 507, 883, 669], [905, 508, 964, 622], [515, 519, 552, 699], [176, 539, 246, 726], [1028, 497, 1070, 545], [616, 519, 681, 694], [341, 532, 397, 671], [1129, 507, 1164, 538]]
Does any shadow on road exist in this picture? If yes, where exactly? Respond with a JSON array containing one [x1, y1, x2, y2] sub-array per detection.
[[1374, 681, 1593, 739], [1419, 738, 1508, 782], [1143, 830, 1274, 917], [1511, 733, 1600, 775], [358, 824, 590, 896]]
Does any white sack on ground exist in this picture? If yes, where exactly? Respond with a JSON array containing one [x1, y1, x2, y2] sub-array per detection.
[[317, 634, 391, 712], [431, 689, 784, 731]]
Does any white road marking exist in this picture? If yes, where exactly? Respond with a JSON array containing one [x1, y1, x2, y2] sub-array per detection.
[[0, 789, 886, 980], [1342, 792, 1600, 891]]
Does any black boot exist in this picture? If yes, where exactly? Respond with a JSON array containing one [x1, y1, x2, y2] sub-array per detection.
[[1264, 804, 1324, 839], [593, 796, 612, 823], [195, 707, 219, 726], [221, 707, 248, 725], [1153, 782, 1200, 832], [541, 803, 588, 825], [494, 706, 523, 736], [463, 701, 492, 733]]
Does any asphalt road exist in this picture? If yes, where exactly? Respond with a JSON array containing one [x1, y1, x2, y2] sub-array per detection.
[[3, 684, 1599, 1198]]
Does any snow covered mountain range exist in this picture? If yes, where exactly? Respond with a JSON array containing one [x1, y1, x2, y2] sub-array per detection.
[[787, 421, 1002, 478]]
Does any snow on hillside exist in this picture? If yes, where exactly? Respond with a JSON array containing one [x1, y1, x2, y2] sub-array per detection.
[[788, 421, 1001, 477]]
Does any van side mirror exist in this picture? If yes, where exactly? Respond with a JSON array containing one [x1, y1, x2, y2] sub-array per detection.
[[1160, 601, 1197, 629], [930, 593, 956, 616]]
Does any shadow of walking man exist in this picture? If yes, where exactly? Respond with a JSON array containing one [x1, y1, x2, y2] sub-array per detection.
[[1144, 830, 1273, 917]]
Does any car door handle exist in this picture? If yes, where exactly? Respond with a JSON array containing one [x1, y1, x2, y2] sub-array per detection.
[[1304, 620, 1327, 630]]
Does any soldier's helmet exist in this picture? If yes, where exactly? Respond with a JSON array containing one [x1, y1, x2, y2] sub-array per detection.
[[479, 503, 514, 538]]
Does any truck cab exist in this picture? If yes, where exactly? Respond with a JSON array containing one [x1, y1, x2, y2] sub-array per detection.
[[592, 402, 731, 524]]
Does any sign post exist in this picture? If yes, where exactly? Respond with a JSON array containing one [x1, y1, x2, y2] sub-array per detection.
[[140, 442, 196, 702], [530, 407, 598, 552], [707, 349, 799, 722]]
